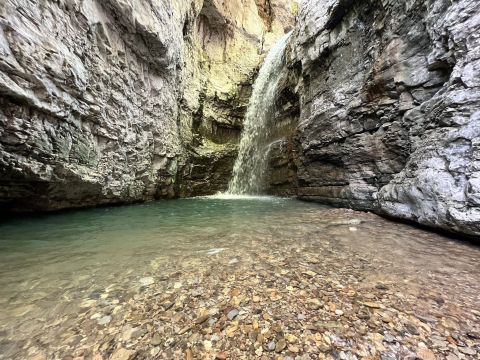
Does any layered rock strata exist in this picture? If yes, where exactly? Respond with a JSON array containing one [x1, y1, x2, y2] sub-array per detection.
[[0, 0, 295, 211], [275, 0, 480, 236], [177, 0, 296, 196], [0, 0, 186, 211]]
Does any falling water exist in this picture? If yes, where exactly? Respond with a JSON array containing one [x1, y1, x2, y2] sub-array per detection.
[[227, 32, 292, 194]]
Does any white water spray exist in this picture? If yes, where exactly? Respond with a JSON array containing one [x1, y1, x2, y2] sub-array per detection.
[[227, 32, 292, 194]]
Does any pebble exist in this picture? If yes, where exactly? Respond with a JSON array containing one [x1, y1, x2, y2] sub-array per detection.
[[110, 349, 135, 360], [195, 314, 210, 324], [288, 345, 299, 353], [383, 333, 396, 343], [227, 309, 239, 320], [416, 347, 436, 360], [139, 277, 154, 286], [361, 301, 380, 309], [97, 316, 111, 325], [275, 338, 287, 353], [203, 340, 212, 351], [446, 355, 459, 360], [458, 347, 477, 355], [266, 341, 276, 352], [151, 333, 161, 346]]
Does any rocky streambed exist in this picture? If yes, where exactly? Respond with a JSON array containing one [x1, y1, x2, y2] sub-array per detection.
[[0, 198, 479, 360]]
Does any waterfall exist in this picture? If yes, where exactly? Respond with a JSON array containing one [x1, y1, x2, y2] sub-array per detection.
[[227, 32, 291, 195]]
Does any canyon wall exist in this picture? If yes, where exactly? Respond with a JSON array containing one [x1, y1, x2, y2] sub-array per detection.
[[0, 0, 295, 211], [274, 0, 480, 236], [177, 0, 296, 196]]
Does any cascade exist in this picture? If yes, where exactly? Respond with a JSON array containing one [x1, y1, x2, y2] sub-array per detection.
[[227, 32, 291, 194]]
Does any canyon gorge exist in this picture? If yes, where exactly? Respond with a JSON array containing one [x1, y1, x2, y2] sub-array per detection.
[[1, 1, 480, 360], [1, 0, 480, 238]]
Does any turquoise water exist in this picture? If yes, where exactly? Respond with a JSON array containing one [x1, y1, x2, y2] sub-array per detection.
[[0, 197, 479, 359], [0, 197, 314, 332]]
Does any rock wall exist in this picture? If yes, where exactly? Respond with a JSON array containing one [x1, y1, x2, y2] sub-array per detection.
[[177, 0, 296, 196], [0, 0, 186, 211], [0, 0, 296, 211], [276, 0, 480, 236]]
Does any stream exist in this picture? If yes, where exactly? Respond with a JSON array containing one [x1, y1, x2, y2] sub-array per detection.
[[0, 197, 479, 359]]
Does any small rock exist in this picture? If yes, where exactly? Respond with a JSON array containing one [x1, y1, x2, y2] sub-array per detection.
[[361, 302, 380, 309], [328, 302, 337, 312], [288, 345, 300, 353], [215, 352, 227, 360], [380, 353, 397, 360], [275, 338, 287, 353], [416, 347, 436, 360], [266, 341, 276, 352], [446, 355, 459, 360], [416, 314, 438, 324], [458, 347, 477, 355], [227, 309, 239, 320], [195, 314, 210, 324], [375, 283, 389, 290], [405, 323, 419, 335], [203, 340, 212, 351], [286, 334, 298, 343], [97, 316, 112, 325], [139, 277, 154, 286], [383, 333, 395, 343], [110, 348, 135, 360], [177, 325, 192, 335], [151, 333, 161, 346]]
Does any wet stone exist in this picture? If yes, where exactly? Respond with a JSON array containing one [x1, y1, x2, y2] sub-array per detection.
[[139, 277, 155, 287], [266, 341, 276, 352], [458, 347, 477, 355], [227, 309, 239, 320], [97, 316, 111, 325], [275, 338, 287, 353], [150, 333, 161, 346]]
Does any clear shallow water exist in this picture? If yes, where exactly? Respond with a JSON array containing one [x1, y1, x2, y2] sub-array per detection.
[[0, 197, 479, 359]]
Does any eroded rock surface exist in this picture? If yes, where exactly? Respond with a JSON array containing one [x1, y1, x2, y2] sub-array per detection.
[[0, 0, 186, 211], [0, 0, 296, 210], [177, 0, 296, 196], [275, 0, 480, 237]]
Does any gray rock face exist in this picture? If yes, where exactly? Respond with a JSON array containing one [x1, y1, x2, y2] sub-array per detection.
[[280, 0, 480, 236], [0, 0, 185, 211], [0, 0, 296, 211], [177, 0, 296, 196]]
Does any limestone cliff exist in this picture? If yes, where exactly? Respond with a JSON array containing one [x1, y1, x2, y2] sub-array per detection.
[[177, 0, 296, 196], [271, 0, 480, 237], [0, 0, 185, 211], [0, 0, 296, 211]]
